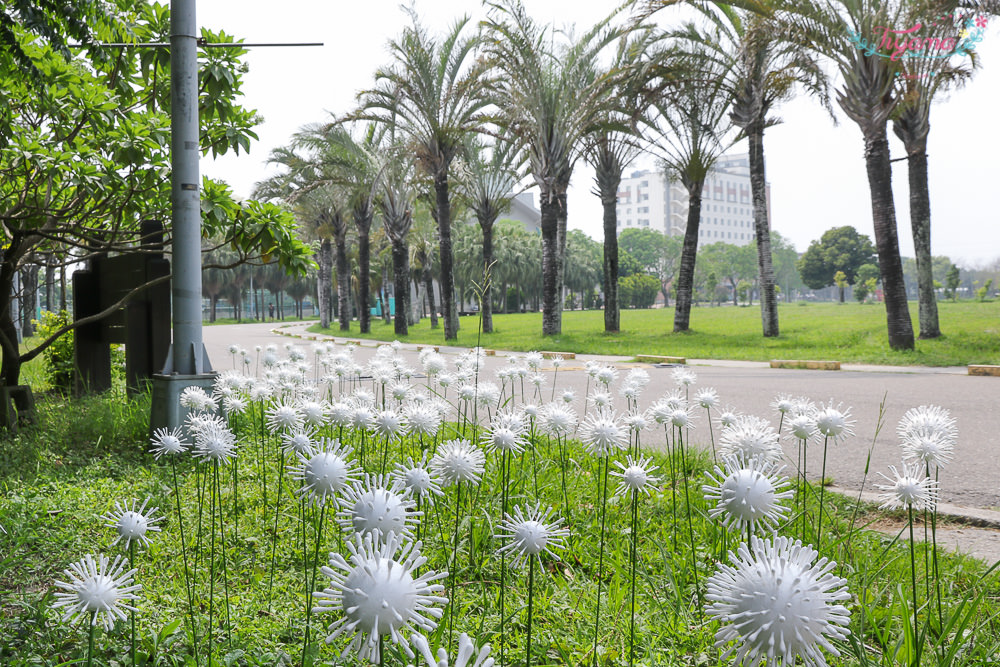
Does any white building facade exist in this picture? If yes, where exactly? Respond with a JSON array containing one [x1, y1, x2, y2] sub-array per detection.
[[615, 153, 770, 246]]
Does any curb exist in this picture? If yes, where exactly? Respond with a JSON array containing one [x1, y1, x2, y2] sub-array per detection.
[[830, 486, 1000, 530], [770, 360, 841, 371]]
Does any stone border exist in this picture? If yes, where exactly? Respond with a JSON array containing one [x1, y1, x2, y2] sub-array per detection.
[[770, 360, 841, 370], [634, 354, 686, 364], [968, 365, 1000, 377]]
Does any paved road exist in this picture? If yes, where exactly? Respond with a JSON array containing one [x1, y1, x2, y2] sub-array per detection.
[[201, 320, 1000, 511]]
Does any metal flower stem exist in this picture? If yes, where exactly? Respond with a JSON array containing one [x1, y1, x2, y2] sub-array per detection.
[[170, 458, 199, 666], [215, 463, 233, 651], [677, 427, 700, 604], [666, 426, 677, 551], [258, 403, 267, 510], [932, 467, 942, 635], [526, 555, 536, 667], [301, 502, 328, 667], [704, 408, 716, 463], [448, 480, 464, 655], [499, 449, 510, 667], [592, 455, 610, 666], [207, 463, 217, 664], [87, 613, 96, 667], [266, 450, 287, 610], [908, 504, 921, 667], [798, 438, 807, 542], [559, 435, 570, 522], [129, 540, 137, 667], [817, 436, 829, 545], [628, 488, 639, 667]]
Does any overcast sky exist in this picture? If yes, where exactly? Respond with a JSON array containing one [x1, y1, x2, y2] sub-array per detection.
[[198, 0, 1000, 266]]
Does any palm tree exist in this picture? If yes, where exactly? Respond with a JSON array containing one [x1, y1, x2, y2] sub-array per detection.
[[355, 12, 490, 341], [645, 45, 737, 332], [892, 0, 978, 338], [482, 0, 631, 336], [458, 137, 524, 333], [376, 146, 417, 336], [784, 0, 914, 350], [671, 4, 829, 337], [306, 122, 383, 334], [255, 137, 350, 331], [409, 204, 438, 327]]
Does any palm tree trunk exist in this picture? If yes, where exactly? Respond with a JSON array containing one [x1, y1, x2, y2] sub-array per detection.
[[540, 191, 564, 336], [601, 187, 620, 333], [334, 237, 350, 332], [423, 262, 437, 329], [673, 183, 704, 332], [481, 222, 494, 334], [357, 224, 372, 334], [435, 174, 459, 340], [749, 129, 779, 337], [317, 239, 332, 330], [864, 131, 915, 350], [904, 139, 940, 339], [392, 241, 409, 336]]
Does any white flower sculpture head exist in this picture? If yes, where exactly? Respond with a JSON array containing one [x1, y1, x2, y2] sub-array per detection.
[[374, 408, 408, 441], [611, 455, 660, 497], [481, 422, 527, 456], [787, 414, 818, 443], [149, 427, 188, 459], [431, 440, 486, 487], [299, 400, 329, 428], [53, 554, 142, 630], [540, 404, 577, 437], [190, 416, 238, 465], [706, 536, 851, 667], [696, 387, 720, 410], [900, 429, 954, 469], [671, 367, 697, 387], [495, 503, 570, 569], [313, 533, 448, 664], [406, 403, 442, 439], [771, 393, 795, 415], [703, 454, 793, 534], [719, 415, 782, 464], [289, 438, 358, 507], [408, 632, 495, 667], [812, 401, 855, 444], [281, 428, 317, 457], [266, 396, 304, 434], [897, 404, 957, 445], [393, 454, 444, 505], [876, 462, 939, 511], [337, 474, 421, 543], [580, 411, 627, 457], [102, 498, 163, 549], [649, 393, 686, 424]]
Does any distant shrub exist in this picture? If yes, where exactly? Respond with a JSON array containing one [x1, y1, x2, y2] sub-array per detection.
[[32, 310, 74, 393]]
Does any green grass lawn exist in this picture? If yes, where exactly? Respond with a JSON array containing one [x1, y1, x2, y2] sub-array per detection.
[[311, 300, 1000, 366]]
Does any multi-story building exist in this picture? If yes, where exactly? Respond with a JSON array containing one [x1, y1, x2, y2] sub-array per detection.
[[615, 153, 770, 246]]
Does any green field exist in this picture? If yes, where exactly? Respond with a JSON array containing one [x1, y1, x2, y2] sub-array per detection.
[[310, 300, 1000, 367]]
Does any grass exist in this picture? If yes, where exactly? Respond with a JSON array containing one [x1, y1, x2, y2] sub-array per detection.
[[310, 300, 1000, 367], [2, 383, 1000, 666]]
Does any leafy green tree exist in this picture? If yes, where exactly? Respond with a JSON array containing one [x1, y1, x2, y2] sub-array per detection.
[[833, 270, 848, 303], [618, 228, 682, 305], [857, 263, 880, 286], [976, 278, 994, 302], [797, 226, 876, 300], [0, 2, 313, 389], [483, 0, 630, 335], [699, 242, 758, 306], [619, 274, 660, 308], [376, 144, 417, 336], [946, 264, 961, 301], [771, 231, 805, 301], [564, 231, 603, 310]]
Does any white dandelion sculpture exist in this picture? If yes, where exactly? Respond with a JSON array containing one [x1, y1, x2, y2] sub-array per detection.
[[812, 401, 855, 544], [337, 474, 421, 544], [771, 393, 796, 434], [431, 439, 486, 644], [496, 504, 570, 667], [54, 553, 142, 667], [786, 413, 818, 542], [703, 454, 794, 540], [409, 632, 494, 667], [876, 460, 940, 666], [102, 497, 161, 664], [611, 456, 660, 666], [147, 428, 198, 664], [695, 387, 721, 460], [706, 536, 851, 667], [313, 533, 448, 664], [579, 410, 627, 662]]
